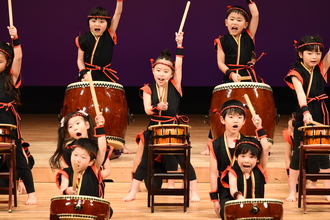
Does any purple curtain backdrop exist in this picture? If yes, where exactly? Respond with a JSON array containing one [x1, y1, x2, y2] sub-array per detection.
[[0, 0, 329, 87]]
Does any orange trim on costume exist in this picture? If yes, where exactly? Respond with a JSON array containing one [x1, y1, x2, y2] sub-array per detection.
[[208, 139, 217, 159], [286, 70, 304, 90], [56, 169, 69, 190], [257, 163, 268, 183], [170, 78, 182, 97], [282, 129, 293, 146], [135, 131, 145, 145], [214, 37, 223, 51], [75, 36, 80, 48], [140, 84, 151, 97], [319, 62, 327, 83], [245, 29, 255, 44], [108, 28, 117, 45]]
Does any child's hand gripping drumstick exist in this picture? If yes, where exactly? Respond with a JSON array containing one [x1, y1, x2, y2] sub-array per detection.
[[243, 94, 260, 126]]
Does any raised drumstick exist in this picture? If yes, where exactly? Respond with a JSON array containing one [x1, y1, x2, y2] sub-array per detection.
[[72, 161, 78, 191], [244, 94, 259, 123], [87, 71, 101, 116], [8, 0, 14, 38], [178, 1, 191, 33]]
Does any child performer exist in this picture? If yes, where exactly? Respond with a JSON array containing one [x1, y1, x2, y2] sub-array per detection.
[[122, 32, 200, 202], [0, 26, 37, 205], [209, 99, 268, 217], [75, 1, 131, 154], [49, 111, 111, 180], [214, 0, 264, 83], [219, 136, 269, 219], [284, 35, 330, 202], [56, 138, 113, 217]]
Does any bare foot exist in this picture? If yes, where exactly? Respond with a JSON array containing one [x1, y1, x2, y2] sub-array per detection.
[[200, 148, 210, 155], [122, 145, 132, 154], [25, 192, 37, 205], [285, 192, 296, 202], [307, 181, 317, 188], [190, 192, 201, 202], [17, 181, 27, 195], [122, 191, 136, 202]]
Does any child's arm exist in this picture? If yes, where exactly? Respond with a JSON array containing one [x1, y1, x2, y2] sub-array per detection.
[[8, 26, 22, 85], [77, 48, 87, 80], [60, 175, 77, 195], [322, 49, 330, 74], [109, 0, 123, 34], [292, 76, 313, 124], [252, 115, 269, 170], [246, 0, 259, 39], [143, 91, 168, 115], [174, 32, 183, 90], [94, 113, 107, 172], [217, 46, 240, 82], [229, 172, 244, 200], [209, 147, 220, 217]]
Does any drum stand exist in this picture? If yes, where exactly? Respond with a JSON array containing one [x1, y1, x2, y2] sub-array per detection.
[[298, 144, 330, 214], [147, 143, 191, 213], [0, 143, 17, 212]]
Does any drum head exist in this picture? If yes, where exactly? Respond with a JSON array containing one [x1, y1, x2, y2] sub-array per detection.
[[0, 124, 17, 129]]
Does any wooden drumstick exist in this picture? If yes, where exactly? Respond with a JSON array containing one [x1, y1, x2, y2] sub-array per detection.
[[240, 76, 252, 81], [8, 0, 14, 38], [178, 1, 191, 33], [243, 94, 259, 123], [87, 71, 101, 116], [158, 80, 169, 124], [310, 120, 323, 126], [72, 161, 78, 191]]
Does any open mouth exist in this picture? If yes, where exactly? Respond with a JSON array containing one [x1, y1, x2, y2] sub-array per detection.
[[76, 132, 82, 137], [158, 78, 165, 81], [233, 125, 238, 129], [231, 27, 238, 31]]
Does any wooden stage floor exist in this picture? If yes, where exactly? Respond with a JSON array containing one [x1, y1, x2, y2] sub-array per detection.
[[0, 114, 329, 219]]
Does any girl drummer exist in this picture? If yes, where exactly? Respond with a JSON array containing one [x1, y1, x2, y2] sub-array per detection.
[[219, 136, 269, 219], [49, 111, 111, 180], [0, 26, 37, 205], [284, 35, 330, 202], [214, 0, 264, 83], [122, 32, 201, 202], [208, 99, 268, 217], [75, 1, 131, 154]]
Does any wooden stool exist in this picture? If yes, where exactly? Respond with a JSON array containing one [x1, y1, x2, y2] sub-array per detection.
[[147, 144, 191, 213], [297, 144, 330, 213], [0, 143, 17, 212]]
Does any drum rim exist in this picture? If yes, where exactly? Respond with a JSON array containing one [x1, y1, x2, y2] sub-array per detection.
[[213, 82, 272, 93], [51, 195, 110, 205], [66, 81, 124, 91], [0, 124, 17, 129], [224, 198, 283, 205], [148, 124, 191, 130], [56, 214, 98, 219], [298, 125, 330, 131]]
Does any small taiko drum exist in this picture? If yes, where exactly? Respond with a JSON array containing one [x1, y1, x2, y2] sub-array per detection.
[[61, 81, 129, 150], [224, 198, 283, 220], [50, 195, 111, 220], [148, 124, 191, 145], [0, 124, 16, 144], [299, 125, 330, 145], [210, 82, 277, 142]]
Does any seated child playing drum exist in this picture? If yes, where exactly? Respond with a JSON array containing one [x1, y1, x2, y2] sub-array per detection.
[[219, 136, 269, 219], [209, 99, 268, 218]]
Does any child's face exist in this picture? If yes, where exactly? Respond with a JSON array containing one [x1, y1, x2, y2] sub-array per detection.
[[225, 12, 248, 37], [71, 147, 94, 173], [220, 112, 245, 134], [152, 59, 174, 87], [0, 53, 9, 73], [89, 18, 107, 37], [237, 151, 258, 174], [299, 50, 322, 70], [67, 116, 90, 140]]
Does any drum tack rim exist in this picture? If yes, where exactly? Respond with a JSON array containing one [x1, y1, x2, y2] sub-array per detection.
[[66, 81, 125, 92], [224, 198, 283, 206], [51, 195, 110, 205], [56, 214, 98, 219], [213, 82, 273, 94], [148, 124, 191, 130], [0, 124, 17, 129]]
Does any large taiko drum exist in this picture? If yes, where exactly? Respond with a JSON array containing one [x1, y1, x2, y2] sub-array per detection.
[[299, 125, 330, 145], [61, 81, 128, 150], [210, 82, 277, 142], [148, 124, 191, 146], [0, 124, 16, 143], [50, 195, 111, 220], [224, 198, 283, 220]]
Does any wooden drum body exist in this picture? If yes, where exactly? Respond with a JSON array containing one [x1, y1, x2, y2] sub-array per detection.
[[210, 82, 277, 142], [224, 198, 283, 220], [301, 125, 330, 145], [61, 81, 129, 150], [0, 124, 16, 144], [148, 124, 191, 146], [50, 195, 111, 220]]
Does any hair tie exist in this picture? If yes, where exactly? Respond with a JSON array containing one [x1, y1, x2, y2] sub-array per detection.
[[0, 49, 12, 59]]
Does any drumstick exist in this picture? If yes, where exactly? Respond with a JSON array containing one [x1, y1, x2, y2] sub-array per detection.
[[162, 80, 169, 103], [87, 71, 101, 116], [243, 94, 259, 123], [240, 76, 252, 81], [8, 0, 14, 38], [72, 161, 78, 191], [310, 120, 323, 126], [178, 1, 191, 33]]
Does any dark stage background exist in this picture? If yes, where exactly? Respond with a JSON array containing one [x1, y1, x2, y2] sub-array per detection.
[[1, 0, 330, 115]]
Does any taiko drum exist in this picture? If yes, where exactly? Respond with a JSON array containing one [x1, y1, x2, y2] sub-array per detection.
[[148, 124, 191, 145]]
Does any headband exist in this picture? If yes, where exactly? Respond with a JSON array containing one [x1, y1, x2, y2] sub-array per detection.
[[150, 59, 175, 71], [219, 105, 246, 116], [60, 110, 89, 127], [0, 48, 12, 59], [88, 15, 111, 19], [227, 6, 249, 21], [72, 144, 97, 158], [236, 140, 260, 150], [293, 40, 324, 49]]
